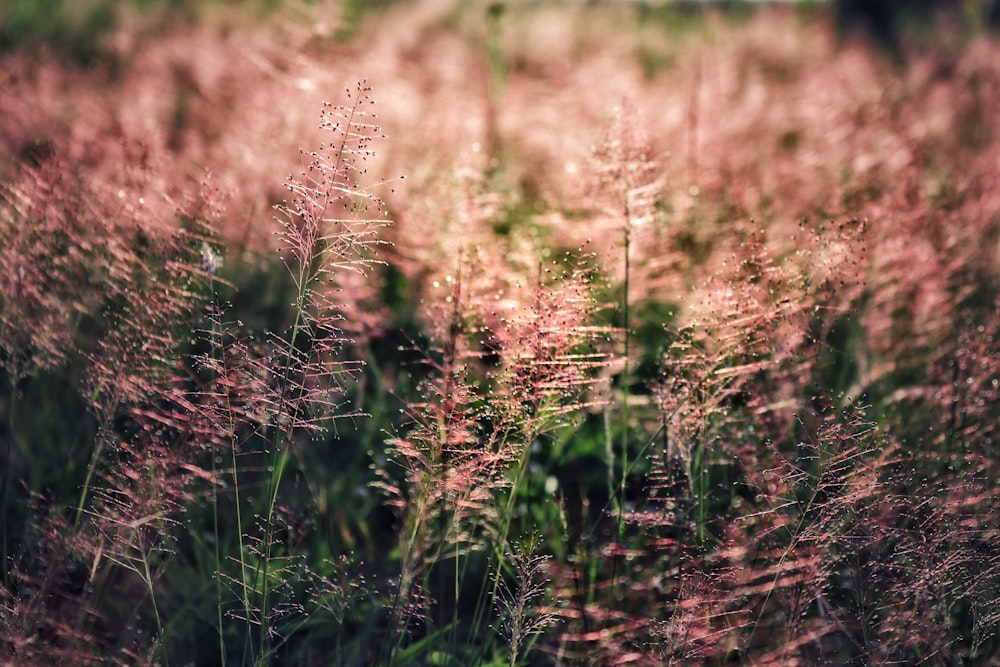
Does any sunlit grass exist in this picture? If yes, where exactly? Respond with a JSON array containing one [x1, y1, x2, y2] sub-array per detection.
[[2, 2, 999, 665]]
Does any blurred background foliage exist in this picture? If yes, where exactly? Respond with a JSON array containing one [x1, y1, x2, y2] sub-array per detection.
[[4, 0, 1000, 68]]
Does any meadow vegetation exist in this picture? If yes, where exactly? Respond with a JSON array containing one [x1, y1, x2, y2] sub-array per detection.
[[2, 1, 999, 665]]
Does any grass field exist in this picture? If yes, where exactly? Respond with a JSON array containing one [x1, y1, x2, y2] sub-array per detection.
[[2, 1, 1000, 665]]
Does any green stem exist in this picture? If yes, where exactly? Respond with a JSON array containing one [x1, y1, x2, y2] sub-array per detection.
[[255, 90, 366, 662], [256, 302, 305, 663], [208, 301, 230, 666], [607, 222, 631, 614], [468, 428, 533, 665], [700, 472, 708, 545], [211, 450, 226, 665], [76, 379, 112, 526], [232, 435, 255, 663], [618, 225, 631, 535], [142, 552, 169, 667]]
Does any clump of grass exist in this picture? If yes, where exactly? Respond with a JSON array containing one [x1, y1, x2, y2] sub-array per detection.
[[192, 80, 392, 664], [0, 82, 391, 665], [373, 246, 613, 662], [0, 131, 224, 665], [494, 536, 557, 667]]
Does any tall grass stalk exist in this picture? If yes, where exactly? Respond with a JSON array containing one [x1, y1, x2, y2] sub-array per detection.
[[204, 242, 228, 663], [252, 82, 387, 663], [591, 101, 660, 611], [618, 224, 631, 538]]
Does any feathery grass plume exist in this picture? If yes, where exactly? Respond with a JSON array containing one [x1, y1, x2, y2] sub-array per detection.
[[77, 180, 225, 526], [1, 6, 998, 665], [0, 131, 223, 664], [586, 102, 667, 626], [904, 295, 1000, 456], [0, 510, 106, 666], [633, 405, 890, 666], [548, 218, 876, 664], [293, 554, 369, 661], [589, 99, 664, 499], [731, 407, 884, 661], [485, 251, 614, 440], [268, 81, 388, 432], [651, 224, 812, 542], [590, 99, 663, 244], [494, 536, 557, 667], [375, 262, 504, 648], [0, 132, 210, 389], [635, 242, 998, 665], [0, 158, 83, 382], [475, 251, 614, 659], [190, 82, 390, 664], [73, 223, 222, 663], [375, 248, 612, 657], [0, 155, 91, 612], [0, 143, 157, 382], [848, 403, 1000, 663], [853, 457, 1000, 664]]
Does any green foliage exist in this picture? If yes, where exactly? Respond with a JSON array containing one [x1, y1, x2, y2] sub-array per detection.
[[0, 0, 117, 63], [334, 0, 400, 42]]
